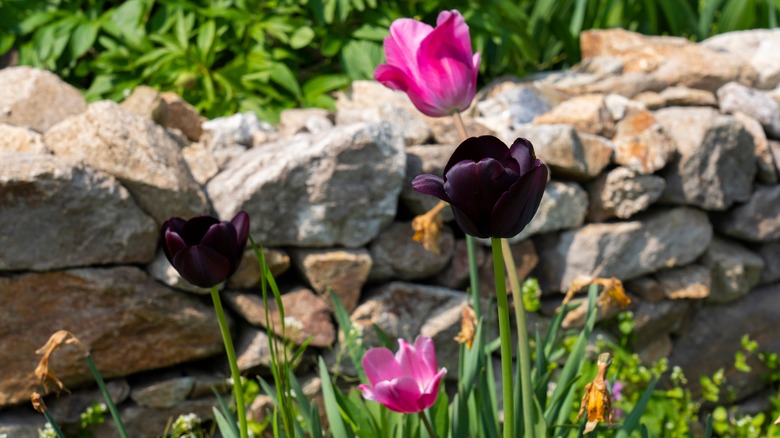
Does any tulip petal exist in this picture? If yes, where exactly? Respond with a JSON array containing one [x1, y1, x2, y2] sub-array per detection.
[[369, 377, 424, 413], [231, 211, 250, 263], [384, 18, 433, 78], [414, 337, 439, 375], [417, 368, 447, 411], [489, 163, 548, 238], [449, 203, 487, 238], [200, 222, 239, 267], [172, 245, 231, 288], [508, 138, 537, 175], [179, 215, 220, 245], [444, 158, 515, 236], [444, 136, 514, 175], [435, 11, 474, 66], [374, 64, 412, 93], [163, 229, 187, 262], [363, 347, 404, 386], [411, 174, 449, 202], [396, 338, 435, 385]]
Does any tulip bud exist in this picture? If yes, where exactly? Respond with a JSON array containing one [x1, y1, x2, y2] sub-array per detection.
[[413, 135, 548, 238], [374, 10, 481, 117]]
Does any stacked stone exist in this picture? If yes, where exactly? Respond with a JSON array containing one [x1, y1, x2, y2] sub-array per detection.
[[2, 27, 780, 435]]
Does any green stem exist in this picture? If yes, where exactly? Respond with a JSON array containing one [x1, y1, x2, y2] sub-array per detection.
[[466, 234, 481, 319], [501, 238, 535, 438], [419, 410, 438, 438], [491, 238, 514, 438], [85, 354, 128, 438], [211, 286, 249, 438], [41, 410, 67, 438]]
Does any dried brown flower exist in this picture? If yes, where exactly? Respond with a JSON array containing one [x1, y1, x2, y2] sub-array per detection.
[[411, 200, 447, 255], [34, 330, 88, 393], [578, 352, 614, 434], [454, 305, 478, 349]]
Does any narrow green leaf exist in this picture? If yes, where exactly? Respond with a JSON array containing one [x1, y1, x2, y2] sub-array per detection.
[[212, 407, 240, 438], [197, 20, 216, 60], [70, 21, 99, 58], [615, 378, 660, 437], [290, 26, 315, 49], [269, 62, 302, 99], [318, 357, 349, 437]]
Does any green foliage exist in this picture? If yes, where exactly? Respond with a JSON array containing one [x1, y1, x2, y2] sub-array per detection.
[[2, 0, 778, 122]]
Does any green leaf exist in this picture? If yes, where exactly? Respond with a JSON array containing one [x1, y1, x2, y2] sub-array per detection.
[[0, 34, 15, 55], [269, 62, 302, 99], [174, 9, 189, 49], [17, 11, 56, 35], [352, 24, 389, 41], [302, 74, 350, 99], [70, 21, 99, 58], [615, 378, 659, 437], [341, 39, 383, 80], [212, 407, 240, 438], [318, 357, 349, 437], [197, 20, 216, 60], [290, 26, 315, 49]]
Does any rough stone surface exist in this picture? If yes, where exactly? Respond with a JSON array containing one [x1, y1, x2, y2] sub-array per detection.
[[207, 122, 405, 248], [717, 82, 780, 138], [733, 111, 777, 183], [633, 299, 692, 348], [0, 66, 87, 132], [716, 185, 780, 242], [580, 29, 755, 92], [369, 221, 454, 282], [534, 207, 713, 292], [279, 108, 333, 137], [0, 410, 44, 437], [402, 144, 456, 220], [0, 124, 47, 154], [587, 167, 665, 221], [427, 116, 495, 146], [637, 334, 673, 364], [660, 86, 718, 107], [757, 241, 780, 285], [476, 81, 553, 132], [336, 81, 431, 146], [435, 238, 488, 290], [131, 376, 196, 408], [512, 124, 589, 178], [655, 264, 711, 300], [612, 109, 675, 173], [88, 397, 217, 437], [655, 107, 756, 210], [351, 282, 467, 373], [669, 283, 780, 400], [578, 133, 614, 178], [203, 111, 273, 148], [700, 237, 764, 304], [290, 247, 372, 312], [227, 247, 290, 290], [181, 141, 220, 185], [534, 94, 615, 136], [44, 101, 209, 223], [702, 29, 780, 89], [236, 325, 273, 372], [224, 286, 335, 347], [160, 92, 204, 141], [0, 267, 224, 406], [0, 153, 157, 271], [505, 180, 588, 243], [120, 85, 167, 123], [479, 239, 538, 297]]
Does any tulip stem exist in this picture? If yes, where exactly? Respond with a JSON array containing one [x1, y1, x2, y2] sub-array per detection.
[[466, 234, 481, 319], [491, 237, 515, 438], [454, 112, 469, 141], [85, 354, 128, 438], [210, 286, 249, 438], [419, 410, 438, 438], [501, 238, 535, 438]]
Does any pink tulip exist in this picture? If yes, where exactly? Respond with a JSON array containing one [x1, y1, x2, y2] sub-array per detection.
[[358, 337, 447, 413], [374, 10, 481, 118]]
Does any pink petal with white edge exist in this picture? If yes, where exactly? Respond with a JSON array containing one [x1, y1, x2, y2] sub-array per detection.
[[395, 338, 435, 385], [417, 368, 447, 411], [362, 347, 404, 386], [371, 377, 424, 413]]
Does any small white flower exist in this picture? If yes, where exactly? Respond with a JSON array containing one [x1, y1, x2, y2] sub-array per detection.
[[38, 424, 56, 438], [283, 316, 304, 332], [173, 412, 201, 432]]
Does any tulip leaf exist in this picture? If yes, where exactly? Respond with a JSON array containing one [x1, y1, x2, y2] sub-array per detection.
[[615, 378, 660, 438], [318, 357, 350, 437]]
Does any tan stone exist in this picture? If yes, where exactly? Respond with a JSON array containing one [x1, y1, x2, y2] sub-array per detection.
[[290, 248, 372, 312], [227, 247, 291, 290], [612, 110, 675, 173], [120, 86, 168, 124], [160, 92, 204, 141], [579, 133, 614, 177], [659, 86, 718, 107], [0, 124, 47, 154], [534, 94, 615, 136], [656, 265, 710, 300]]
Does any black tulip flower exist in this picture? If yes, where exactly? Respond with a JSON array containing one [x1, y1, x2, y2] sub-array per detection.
[[161, 211, 250, 288], [412, 136, 548, 239]]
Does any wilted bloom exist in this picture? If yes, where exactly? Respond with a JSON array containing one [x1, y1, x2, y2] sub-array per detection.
[[412, 135, 548, 238], [578, 353, 614, 434], [374, 10, 480, 117], [359, 337, 447, 413], [161, 211, 249, 288]]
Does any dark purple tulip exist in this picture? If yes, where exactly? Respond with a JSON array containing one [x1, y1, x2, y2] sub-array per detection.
[[161, 211, 250, 288], [412, 136, 548, 239]]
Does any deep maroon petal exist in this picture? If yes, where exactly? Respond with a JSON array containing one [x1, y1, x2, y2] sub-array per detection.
[[444, 136, 514, 175], [489, 163, 548, 238], [231, 211, 250, 262], [163, 229, 187, 263], [411, 174, 450, 202], [171, 245, 231, 288], [179, 216, 220, 245], [200, 222, 240, 273], [160, 217, 186, 261], [449, 203, 488, 237], [508, 138, 537, 175]]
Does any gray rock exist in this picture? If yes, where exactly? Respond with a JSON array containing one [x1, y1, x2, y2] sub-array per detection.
[[655, 264, 711, 300], [479, 239, 538, 297], [202, 111, 273, 148], [289, 247, 372, 312], [434, 238, 488, 290], [131, 376, 196, 409], [504, 180, 588, 243], [402, 145, 456, 220], [587, 167, 665, 221], [756, 241, 780, 285], [44, 101, 209, 223], [207, 122, 406, 248], [0, 124, 47, 154], [279, 108, 333, 137], [718, 82, 780, 138], [369, 221, 454, 282], [0, 66, 87, 132], [701, 237, 764, 303], [351, 282, 467, 374], [512, 124, 589, 178], [0, 267, 224, 406], [48, 379, 130, 424], [87, 397, 217, 438], [336, 81, 431, 146], [0, 153, 157, 271], [181, 141, 220, 185], [228, 247, 290, 290], [236, 325, 273, 372], [655, 107, 755, 210], [612, 109, 675, 174], [733, 112, 777, 183], [534, 207, 712, 292], [716, 185, 780, 242], [534, 94, 616, 136], [476, 82, 552, 131], [702, 29, 780, 89], [0, 409, 44, 438], [669, 283, 780, 400], [633, 299, 692, 348], [578, 133, 614, 178]]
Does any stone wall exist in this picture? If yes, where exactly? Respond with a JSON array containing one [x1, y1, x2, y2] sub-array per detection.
[[2, 28, 780, 435]]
